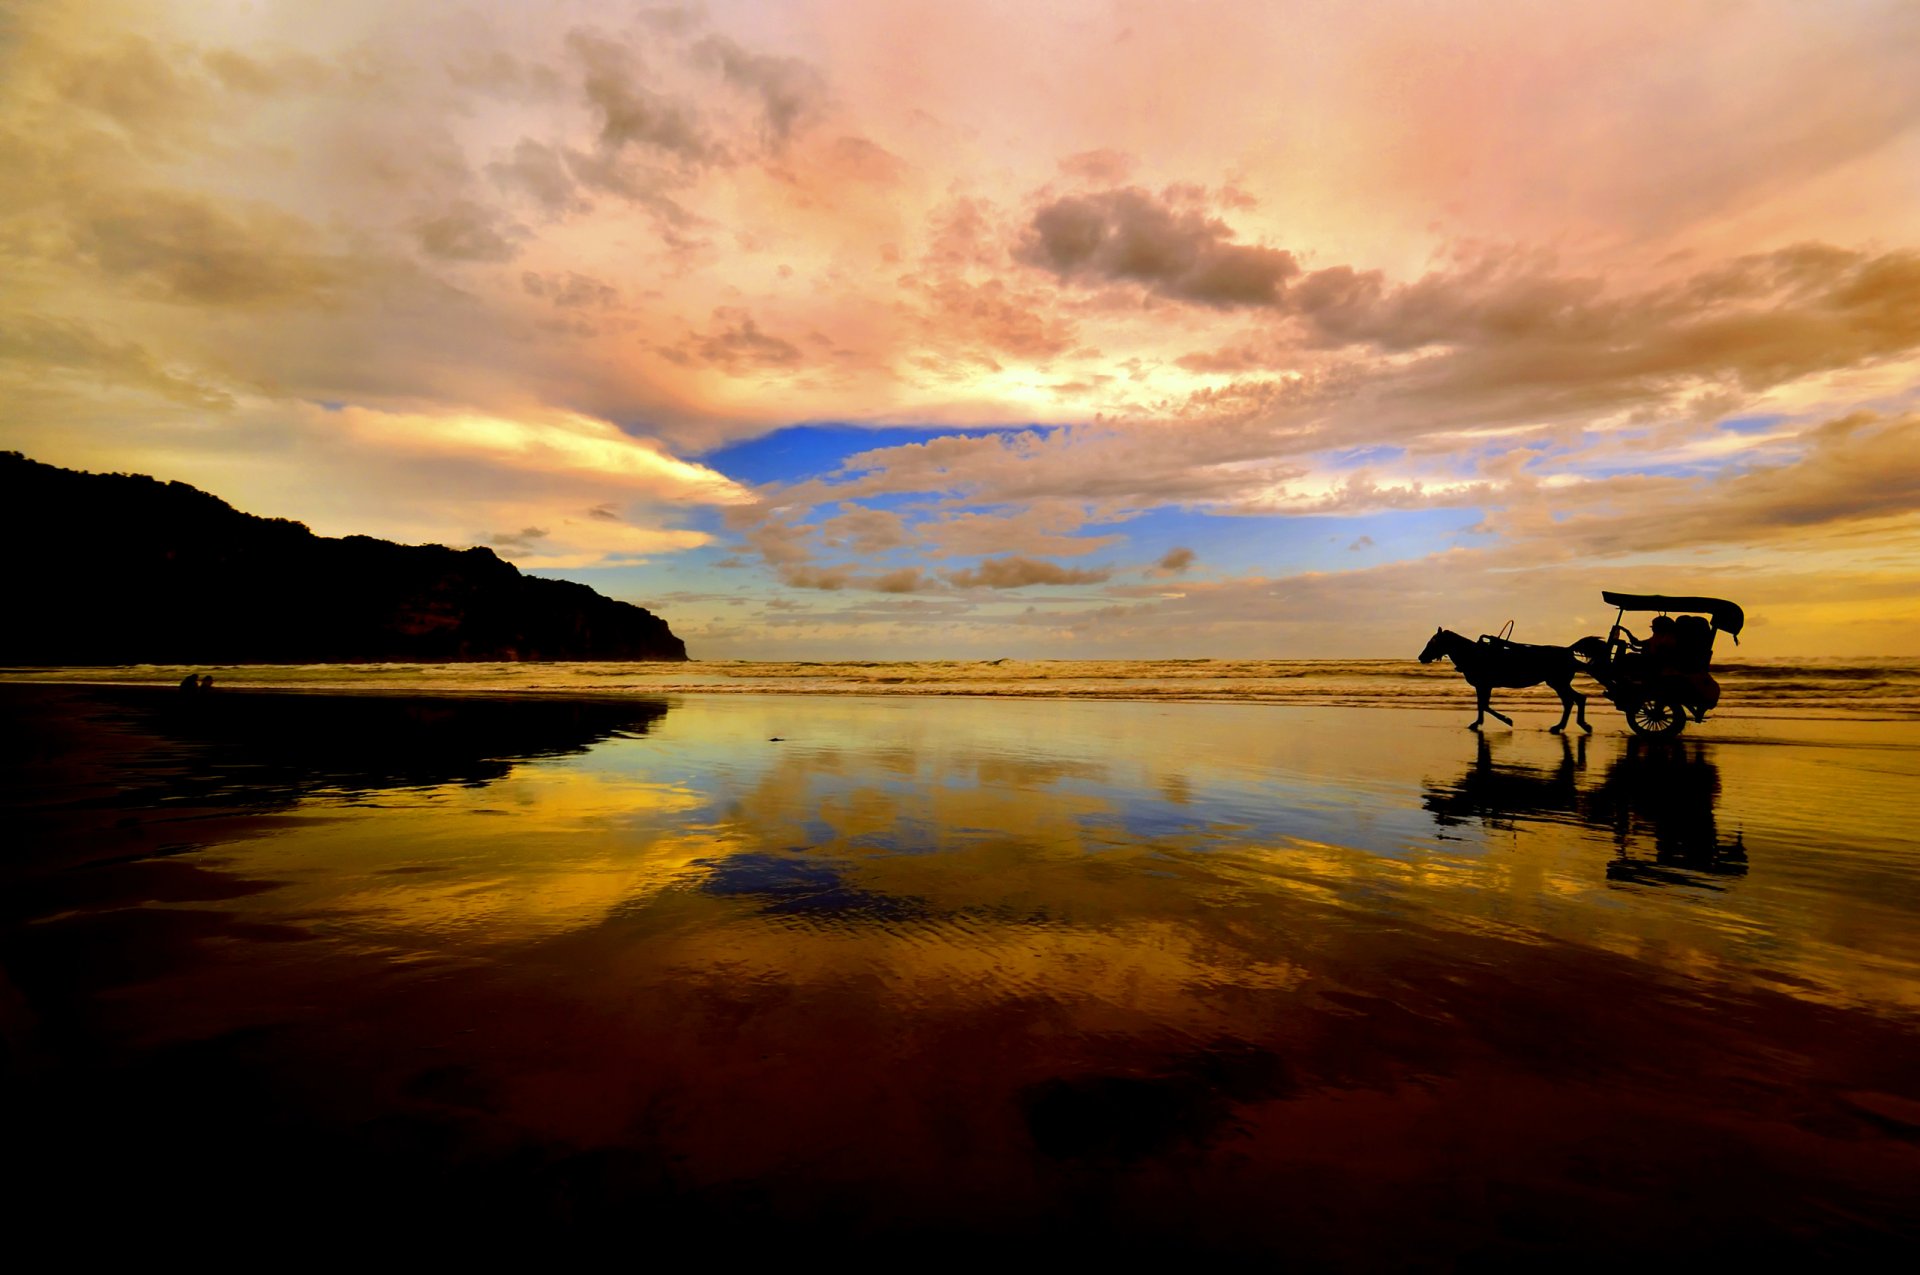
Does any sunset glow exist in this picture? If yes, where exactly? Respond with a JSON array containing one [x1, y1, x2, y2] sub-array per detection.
[[5, 0, 1918, 655]]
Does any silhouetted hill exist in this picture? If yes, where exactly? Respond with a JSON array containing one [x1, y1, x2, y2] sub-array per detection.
[[0, 452, 688, 663]]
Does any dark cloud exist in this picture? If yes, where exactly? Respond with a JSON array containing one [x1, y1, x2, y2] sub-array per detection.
[[781, 564, 930, 593], [945, 556, 1112, 588], [55, 37, 204, 134], [67, 189, 342, 306], [1020, 187, 1299, 308], [1155, 546, 1196, 573], [669, 307, 803, 371], [522, 270, 619, 308], [1356, 245, 1920, 433], [587, 503, 619, 521], [695, 35, 826, 148], [490, 526, 548, 551], [567, 29, 717, 164], [1348, 535, 1375, 552], [413, 200, 525, 262]]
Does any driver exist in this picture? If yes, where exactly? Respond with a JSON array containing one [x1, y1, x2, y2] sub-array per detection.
[[1641, 615, 1682, 670]]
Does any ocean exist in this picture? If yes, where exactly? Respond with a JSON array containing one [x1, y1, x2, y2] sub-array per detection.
[[6, 656, 1920, 716]]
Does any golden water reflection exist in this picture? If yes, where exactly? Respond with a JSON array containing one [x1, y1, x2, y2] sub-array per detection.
[[193, 696, 1920, 1016], [10, 689, 1920, 1255]]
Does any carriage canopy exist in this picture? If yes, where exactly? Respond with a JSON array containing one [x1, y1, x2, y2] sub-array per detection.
[[1600, 591, 1745, 638]]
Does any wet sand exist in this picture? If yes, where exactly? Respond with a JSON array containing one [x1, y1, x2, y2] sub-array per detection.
[[4, 683, 1918, 1260]]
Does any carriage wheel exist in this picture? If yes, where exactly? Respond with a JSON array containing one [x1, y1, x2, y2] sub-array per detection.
[[1626, 700, 1687, 738]]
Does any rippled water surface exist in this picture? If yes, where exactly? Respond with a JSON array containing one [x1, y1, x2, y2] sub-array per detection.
[[5, 686, 1919, 1258]]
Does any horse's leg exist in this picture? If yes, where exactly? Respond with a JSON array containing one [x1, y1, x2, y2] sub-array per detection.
[[1484, 687, 1513, 727], [1557, 671, 1592, 734], [1469, 684, 1486, 730], [1549, 677, 1576, 734]]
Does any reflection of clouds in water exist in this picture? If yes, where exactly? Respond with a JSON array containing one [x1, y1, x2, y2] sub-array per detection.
[[189, 696, 1920, 1015], [250, 767, 719, 946], [661, 912, 1308, 1028]]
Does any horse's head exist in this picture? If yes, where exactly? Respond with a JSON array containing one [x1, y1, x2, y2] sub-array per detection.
[[1569, 634, 1610, 664], [1418, 626, 1449, 664]]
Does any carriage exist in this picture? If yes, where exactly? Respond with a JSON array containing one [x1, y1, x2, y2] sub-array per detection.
[[1575, 591, 1745, 738]]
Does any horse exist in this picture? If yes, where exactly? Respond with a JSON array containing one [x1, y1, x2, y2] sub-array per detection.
[[1417, 627, 1592, 733]]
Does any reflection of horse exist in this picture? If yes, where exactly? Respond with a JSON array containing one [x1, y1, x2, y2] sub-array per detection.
[[1418, 628, 1591, 733], [1424, 732, 1586, 830], [1421, 733, 1745, 886]]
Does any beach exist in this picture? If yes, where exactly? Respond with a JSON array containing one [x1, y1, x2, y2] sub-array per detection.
[[4, 674, 1919, 1259]]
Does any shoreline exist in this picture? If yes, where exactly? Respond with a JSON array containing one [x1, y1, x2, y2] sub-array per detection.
[[4, 661, 1919, 719]]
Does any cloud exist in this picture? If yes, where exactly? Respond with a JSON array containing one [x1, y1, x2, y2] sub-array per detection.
[[945, 556, 1111, 588], [66, 188, 344, 307], [1019, 187, 1299, 308], [490, 139, 593, 215], [903, 277, 1079, 362], [695, 35, 826, 148], [8, 0, 1920, 656], [522, 270, 620, 308], [919, 504, 1123, 559], [413, 200, 526, 262], [567, 28, 717, 165], [328, 406, 753, 504], [0, 315, 231, 407], [1154, 546, 1196, 574], [667, 307, 804, 371], [823, 135, 905, 184], [1057, 149, 1136, 184], [781, 564, 930, 593], [1348, 535, 1374, 552], [817, 505, 910, 553], [1491, 410, 1920, 559], [491, 525, 549, 549]]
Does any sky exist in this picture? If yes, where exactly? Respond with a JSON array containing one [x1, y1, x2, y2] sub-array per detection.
[[3, 0, 1919, 658]]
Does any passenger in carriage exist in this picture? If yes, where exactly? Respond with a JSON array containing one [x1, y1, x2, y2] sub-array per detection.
[[1673, 615, 1713, 671]]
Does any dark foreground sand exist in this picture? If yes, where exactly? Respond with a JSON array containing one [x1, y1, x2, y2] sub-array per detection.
[[4, 683, 1918, 1261]]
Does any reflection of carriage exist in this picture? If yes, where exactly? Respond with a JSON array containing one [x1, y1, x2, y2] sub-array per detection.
[[1575, 591, 1745, 738]]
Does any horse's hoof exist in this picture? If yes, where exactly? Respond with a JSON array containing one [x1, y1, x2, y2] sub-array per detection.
[[1549, 725, 1565, 735], [1580, 723, 1594, 735], [1468, 722, 1482, 731]]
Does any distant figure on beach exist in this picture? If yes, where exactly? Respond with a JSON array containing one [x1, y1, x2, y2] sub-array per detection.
[[199, 674, 214, 691], [179, 673, 200, 693]]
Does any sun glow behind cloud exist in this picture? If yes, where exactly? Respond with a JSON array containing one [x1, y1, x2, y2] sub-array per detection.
[[3, 0, 1919, 654]]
